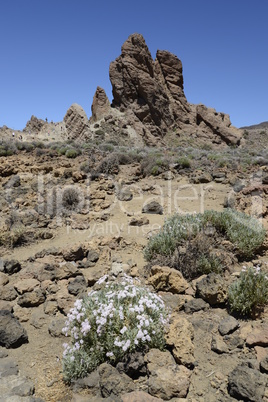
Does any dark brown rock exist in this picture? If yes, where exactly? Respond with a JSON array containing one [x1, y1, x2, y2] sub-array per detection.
[[91, 86, 111, 122], [108, 33, 242, 146]]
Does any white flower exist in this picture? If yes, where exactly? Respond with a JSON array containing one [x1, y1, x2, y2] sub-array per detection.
[[120, 326, 128, 334], [122, 339, 131, 352], [136, 329, 144, 339], [96, 275, 109, 285]]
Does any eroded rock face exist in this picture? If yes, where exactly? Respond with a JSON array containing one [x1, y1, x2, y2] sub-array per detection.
[[91, 86, 111, 122], [23, 115, 45, 133], [108, 33, 242, 145], [63, 103, 91, 141]]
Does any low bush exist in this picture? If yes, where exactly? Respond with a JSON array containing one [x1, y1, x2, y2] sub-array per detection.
[[65, 148, 79, 158], [96, 154, 119, 174], [228, 265, 268, 317], [144, 209, 266, 279], [62, 187, 81, 211], [141, 154, 170, 176], [176, 156, 191, 169], [62, 274, 169, 382]]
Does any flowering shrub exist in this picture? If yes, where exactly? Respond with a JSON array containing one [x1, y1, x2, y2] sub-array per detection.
[[228, 265, 268, 317], [62, 274, 169, 382]]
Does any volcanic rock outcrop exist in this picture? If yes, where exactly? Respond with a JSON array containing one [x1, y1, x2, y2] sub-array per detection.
[[91, 86, 111, 122], [23, 115, 46, 134], [63, 103, 92, 141], [106, 33, 242, 146]]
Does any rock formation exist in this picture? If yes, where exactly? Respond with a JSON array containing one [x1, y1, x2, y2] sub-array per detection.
[[23, 115, 46, 134], [91, 86, 111, 122], [106, 33, 242, 146], [63, 103, 92, 141]]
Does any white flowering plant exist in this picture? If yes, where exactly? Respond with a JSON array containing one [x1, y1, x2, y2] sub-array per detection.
[[62, 274, 169, 382], [228, 265, 268, 317]]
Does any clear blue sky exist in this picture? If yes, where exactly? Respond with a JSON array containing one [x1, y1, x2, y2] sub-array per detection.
[[1, 0, 267, 130]]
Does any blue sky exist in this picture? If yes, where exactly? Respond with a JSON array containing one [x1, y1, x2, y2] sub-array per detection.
[[1, 0, 267, 130]]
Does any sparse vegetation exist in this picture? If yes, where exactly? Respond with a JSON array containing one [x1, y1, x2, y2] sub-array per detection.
[[144, 209, 266, 279], [62, 187, 81, 211], [228, 265, 268, 317]]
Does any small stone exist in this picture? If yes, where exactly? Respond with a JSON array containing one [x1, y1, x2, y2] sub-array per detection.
[[3, 260, 21, 275], [0, 272, 9, 286], [145, 348, 191, 399], [218, 316, 239, 336], [17, 288, 45, 307], [142, 201, 163, 215], [121, 391, 164, 401], [117, 188, 133, 201], [184, 298, 209, 313], [68, 275, 87, 296], [129, 216, 149, 226], [14, 278, 40, 295], [196, 273, 227, 305], [48, 318, 66, 337], [246, 325, 268, 347], [0, 285, 18, 301], [260, 355, 268, 373], [211, 335, 229, 354], [165, 314, 195, 368]]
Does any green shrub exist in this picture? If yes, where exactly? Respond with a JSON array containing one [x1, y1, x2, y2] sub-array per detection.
[[96, 154, 119, 174], [65, 148, 79, 158], [144, 209, 266, 279], [141, 154, 170, 176], [176, 156, 191, 169], [58, 147, 68, 155], [62, 274, 169, 382], [99, 143, 114, 152], [228, 266, 268, 317]]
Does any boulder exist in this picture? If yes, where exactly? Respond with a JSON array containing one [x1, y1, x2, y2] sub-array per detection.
[[98, 363, 135, 398], [196, 104, 242, 145], [228, 363, 267, 401], [148, 265, 188, 294], [196, 273, 228, 305], [142, 201, 163, 215], [0, 310, 28, 348], [165, 314, 195, 368], [145, 348, 191, 399]]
